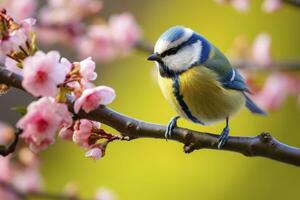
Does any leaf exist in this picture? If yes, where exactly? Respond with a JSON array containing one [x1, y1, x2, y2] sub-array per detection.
[[11, 106, 27, 116], [56, 86, 70, 103], [29, 32, 38, 54]]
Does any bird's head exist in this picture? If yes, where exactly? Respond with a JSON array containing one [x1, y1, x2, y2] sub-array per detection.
[[148, 26, 203, 76]]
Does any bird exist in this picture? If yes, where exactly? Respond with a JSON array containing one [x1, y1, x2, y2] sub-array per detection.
[[147, 26, 266, 148]]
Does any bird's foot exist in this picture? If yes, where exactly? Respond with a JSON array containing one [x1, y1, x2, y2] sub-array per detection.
[[165, 116, 180, 140], [217, 126, 229, 149]]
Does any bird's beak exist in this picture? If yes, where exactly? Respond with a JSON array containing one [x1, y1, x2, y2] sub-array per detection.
[[147, 53, 161, 61]]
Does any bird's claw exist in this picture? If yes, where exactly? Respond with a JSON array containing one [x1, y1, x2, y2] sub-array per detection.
[[165, 116, 180, 140], [217, 126, 229, 149]]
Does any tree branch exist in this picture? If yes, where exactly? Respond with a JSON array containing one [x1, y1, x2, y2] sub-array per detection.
[[0, 180, 92, 200], [283, 0, 300, 7], [0, 67, 300, 166], [135, 41, 300, 72]]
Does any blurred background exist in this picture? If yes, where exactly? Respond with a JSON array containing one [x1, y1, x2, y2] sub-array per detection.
[[1, 0, 300, 200]]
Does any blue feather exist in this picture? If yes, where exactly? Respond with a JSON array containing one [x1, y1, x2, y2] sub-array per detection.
[[158, 26, 185, 43], [157, 26, 212, 65], [219, 68, 248, 91], [244, 94, 266, 115]]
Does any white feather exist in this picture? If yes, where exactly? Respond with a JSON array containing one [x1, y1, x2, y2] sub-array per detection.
[[162, 40, 202, 72], [230, 68, 235, 82]]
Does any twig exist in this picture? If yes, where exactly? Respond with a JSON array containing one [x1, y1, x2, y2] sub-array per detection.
[[0, 180, 92, 200], [283, 0, 300, 7], [135, 40, 153, 53], [0, 67, 300, 166], [233, 59, 300, 72]]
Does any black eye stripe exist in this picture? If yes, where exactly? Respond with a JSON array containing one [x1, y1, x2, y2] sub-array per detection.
[[161, 47, 179, 57], [160, 40, 191, 57]]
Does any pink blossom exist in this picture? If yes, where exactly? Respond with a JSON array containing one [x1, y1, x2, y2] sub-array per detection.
[[77, 25, 116, 62], [252, 33, 272, 68], [17, 97, 72, 152], [19, 18, 36, 36], [284, 77, 300, 96], [95, 188, 116, 200], [54, 103, 73, 127], [0, 156, 12, 182], [60, 57, 73, 73], [13, 150, 42, 192], [262, 0, 282, 13], [22, 51, 69, 97], [0, 28, 27, 57], [0, 17, 35, 59], [40, 0, 102, 24], [36, 26, 75, 45], [231, 0, 249, 12], [0, 148, 43, 199], [79, 57, 97, 81], [214, 0, 249, 12], [0, 188, 20, 200], [0, 0, 37, 21], [253, 74, 290, 110], [58, 126, 74, 140], [12, 165, 43, 193], [74, 86, 116, 113], [72, 120, 94, 147], [4, 57, 23, 75], [109, 13, 141, 53], [60, 57, 96, 91], [80, 80, 95, 90], [85, 147, 103, 161]]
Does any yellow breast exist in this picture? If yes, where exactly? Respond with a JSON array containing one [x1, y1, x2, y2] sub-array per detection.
[[157, 66, 245, 124]]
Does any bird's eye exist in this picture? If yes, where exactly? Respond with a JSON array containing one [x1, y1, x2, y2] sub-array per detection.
[[161, 47, 178, 57]]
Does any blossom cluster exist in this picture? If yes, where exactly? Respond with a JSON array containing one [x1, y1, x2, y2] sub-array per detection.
[[1, 0, 142, 63], [214, 0, 283, 13], [76, 13, 142, 62], [0, 148, 42, 200], [0, 143, 116, 200], [0, 10, 117, 160], [0, 0, 37, 21], [0, 9, 36, 63], [17, 51, 116, 158]]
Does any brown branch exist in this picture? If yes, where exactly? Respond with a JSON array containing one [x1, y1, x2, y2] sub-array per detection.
[[0, 180, 92, 200], [283, 0, 300, 7], [0, 67, 300, 166], [232, 59, 300, 72], [135, 41, 300, 71], [135, 40, 154, 53]]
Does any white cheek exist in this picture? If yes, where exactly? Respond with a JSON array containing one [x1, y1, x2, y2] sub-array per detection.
[[163, 40, 202, 71]]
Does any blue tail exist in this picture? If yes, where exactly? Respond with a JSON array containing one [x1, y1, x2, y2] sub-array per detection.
[[244, 93, 266, 115]]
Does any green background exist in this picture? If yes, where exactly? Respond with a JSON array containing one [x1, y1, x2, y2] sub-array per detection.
[[41, 1, 300, 200]]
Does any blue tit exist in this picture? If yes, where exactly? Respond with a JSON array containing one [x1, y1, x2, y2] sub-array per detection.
[[147, 26, 266, 148]]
